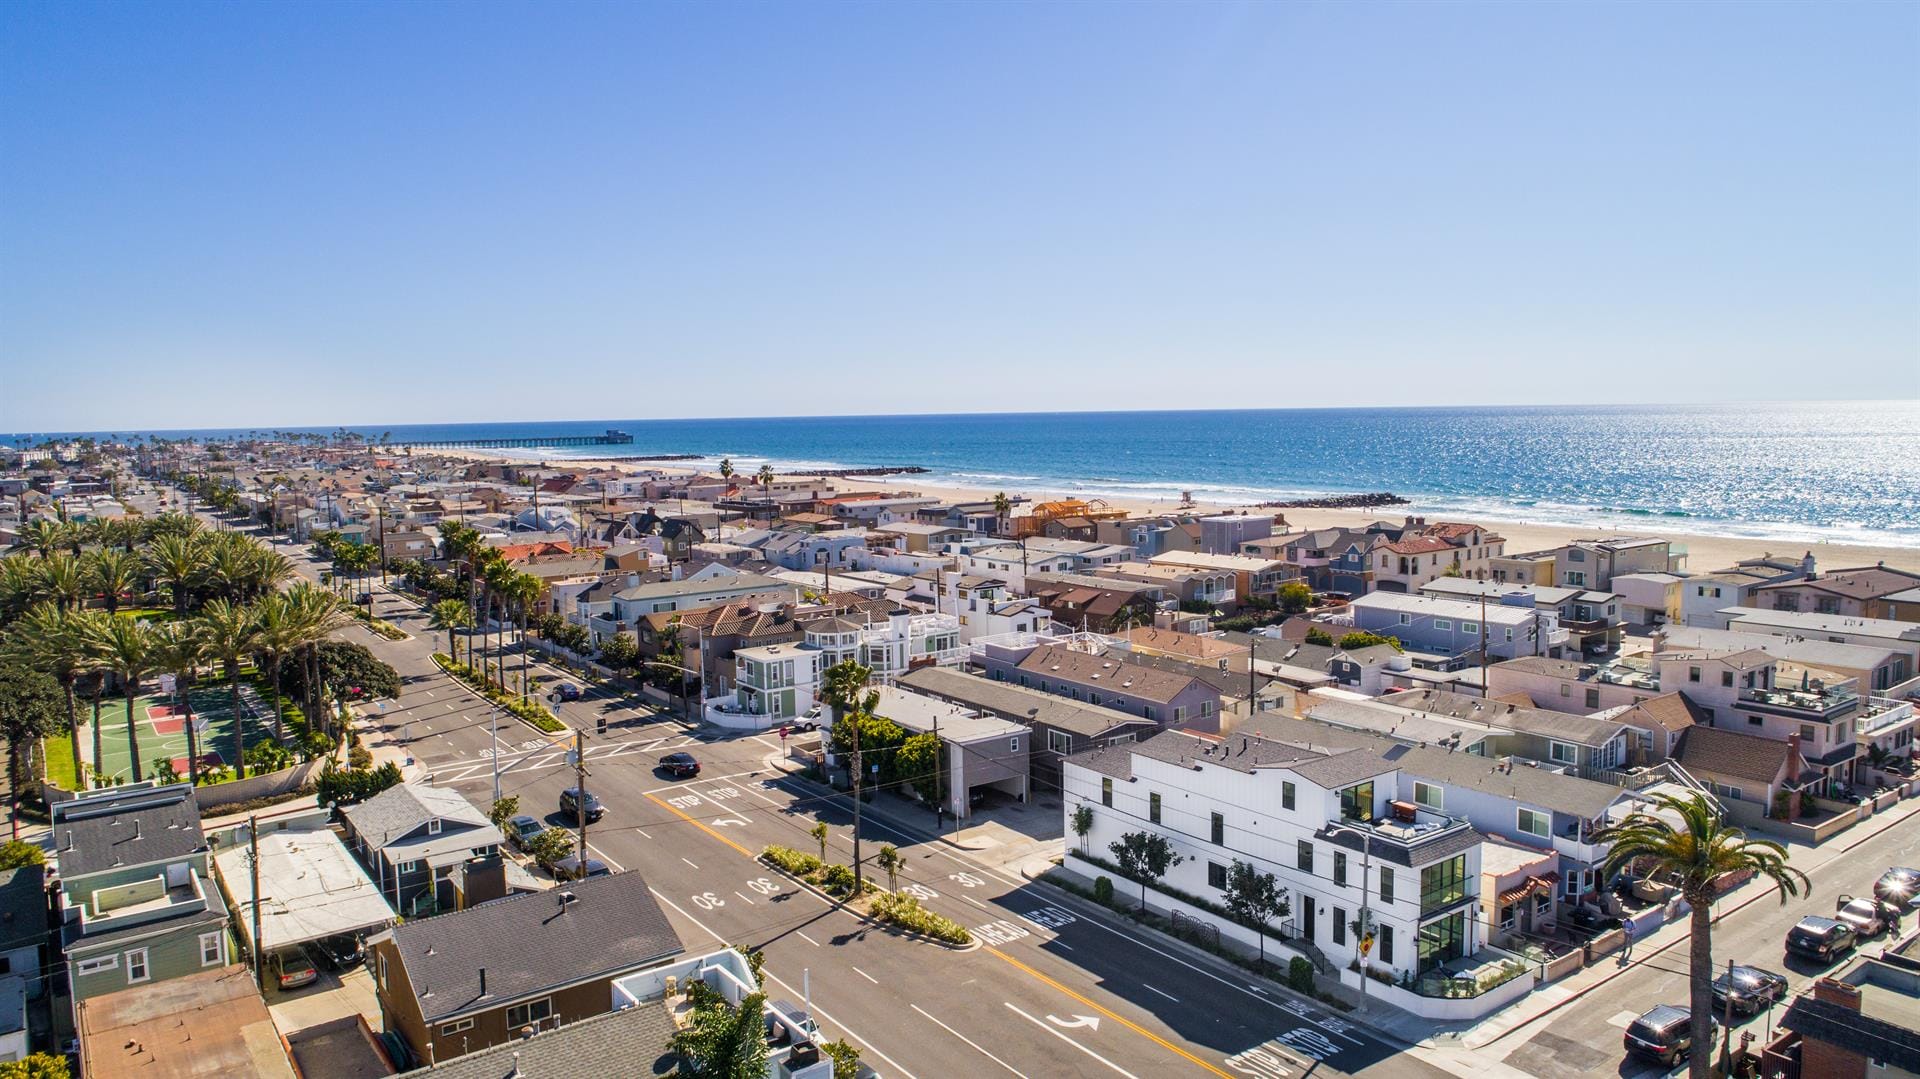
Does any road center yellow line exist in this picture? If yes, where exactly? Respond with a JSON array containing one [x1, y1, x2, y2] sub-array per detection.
[[645, 792, 755, 858], [986, 947, 1236, 1079]]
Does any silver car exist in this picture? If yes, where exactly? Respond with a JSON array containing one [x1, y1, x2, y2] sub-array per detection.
[[1836, 895, 1889, 937]]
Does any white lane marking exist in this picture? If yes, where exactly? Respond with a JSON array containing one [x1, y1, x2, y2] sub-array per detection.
[[682, 858, 699, 869], [734, 891, 755, 905], [797, 930, 820, 948], [585, 843, 626, 872], [1003, 1002, 1140, 1079], [964, 895, 992, 910], [1144, 984, 1180, 1003], [424, 691, 435, 699], [647, 888, 919, 1079], [637, 828, 654, 840], [1056, 942, 1074, 951], [852, 966, 878, 985], [912, 1003, 1031, 1078]]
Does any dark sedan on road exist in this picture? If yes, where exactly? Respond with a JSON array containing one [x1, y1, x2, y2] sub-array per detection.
[[1876, 867, 1920, 908], [555, 683, 582, 701], [1624, 1005, 1713, 1067], [560, 787, 604, 823], [1710, 965, 1788, 1016], [551, 854, 611, 881], [658, 752, 701, 778], [1786, 916, 1858, 962]]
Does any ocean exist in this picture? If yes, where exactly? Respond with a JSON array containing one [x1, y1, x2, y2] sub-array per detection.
[[11, 401, 1919, 549]]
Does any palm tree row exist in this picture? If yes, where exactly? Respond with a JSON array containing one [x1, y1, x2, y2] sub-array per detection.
[[0, 514, 292, 622], [435, 521, 547, 702], [1, 581, 351, 788]]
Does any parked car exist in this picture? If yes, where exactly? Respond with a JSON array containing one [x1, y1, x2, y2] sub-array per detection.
[[1710, 965, 1788, 1016], [559, 788, 605, 823], [555, 683, 582, 702], [551, 854, 611, 881], [1624, 1004, 1711, 1066], [354, 593, 374, 606], [312, 934, 365, 972], [658, 752, 701, 778], [1786, 916, 1858, 962], [270, 947, 320, 990], [1875, 867, 1920, 908], [1836, 895, 1889, 937], [506, 814, 545, 851]]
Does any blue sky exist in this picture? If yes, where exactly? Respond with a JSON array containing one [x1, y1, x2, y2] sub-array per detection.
[[2, 1, 1915, 431]]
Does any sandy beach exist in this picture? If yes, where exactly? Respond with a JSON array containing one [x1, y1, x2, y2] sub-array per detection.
[[423, 447, 1920, 575]]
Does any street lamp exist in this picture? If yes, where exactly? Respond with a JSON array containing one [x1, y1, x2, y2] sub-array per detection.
[[1324, 822, 1375, 1014]]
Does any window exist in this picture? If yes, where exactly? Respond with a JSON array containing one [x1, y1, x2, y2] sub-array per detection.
[[1800, 724, 1816, 741], [1338, 782, 1375, 823], [1722, 671, 1734, 688], [1008, 736, 1020, 752], [1549, 741, 1577, 765], [1282, 781, 1296, 811], [1101, 778, 1112, 807], [1413, 782, 1443, 810], [1559, 684, 1570, 698], [1568, 571, 1586, 586], [1048, 730, 1072, 755], [1584, 688, 1600, 709], [506, 998, 554, 1030], [125, 948, 150, 984], [1208, 862, 1227, 890], [1433, 619, 1452, 631], [397, 860, 424, 874], [442, 1018, 475, 1036], [1518, 808, 1550, 838], [1379, 867, 1395, 904], [1201, 700, 1214, 716], [1210, 812, 1224, 845], [1379, 925, 1394, 964], [1462, 622, 1478, 635], [1399, 613, 1411, 625], [1149, 792, 1162, 824], [1297, 840, 1313, 873], [1419, 855, 1468, 913], [1418, 912, 1468, 974], [1334, 852, 1348, 886], [1748, 714, 1764, 726], [1143, 706, 1156, 721], [76, 955, 117, 976], [1019, 674, 1030, 687], [199, 932, 223, 967], [1333, 907, 1347, 945], [1688, 666, 1701, 683], [427, 819, 442, 836]]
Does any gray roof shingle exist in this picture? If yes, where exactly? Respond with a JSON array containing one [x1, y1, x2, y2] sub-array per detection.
[[51, 785, 205, 878], [383, 871, 683, 1024], [396, 1000, 677, 1078]]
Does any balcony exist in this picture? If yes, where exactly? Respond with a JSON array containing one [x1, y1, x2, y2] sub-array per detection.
[[1739, 681, 1861, 719], [1590, 658, 1659, 691], [1320, 804, 1475, 867], [1859, 699, 1918, 737], [77, 868, 210, 936]]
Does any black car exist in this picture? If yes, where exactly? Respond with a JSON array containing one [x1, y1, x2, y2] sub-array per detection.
[[311, 934, 365, 972], [560, 787, 605, 823], [658, 752, 701, 778], [506, 814, 545, 851], [1786, 916, 1858, 962], [555, 683, 582, 702], [1876, 867, 1920, 908], [1624, 1005, 1712, 1066], [1710, 965, 1788, 1016], [551, 854, 611, 881]]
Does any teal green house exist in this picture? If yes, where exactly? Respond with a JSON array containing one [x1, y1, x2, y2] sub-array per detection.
[[52, 783, 232, 1001]]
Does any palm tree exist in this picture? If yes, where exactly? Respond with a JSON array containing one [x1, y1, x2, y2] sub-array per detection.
[[1594, 793, 1809, 1079], [482, 557, 517, 687], [85, 615, 159, 783], [151, 622, 209, 783], [194, 599, 260, 778], [33, 553, 86, 612], [286, 583, 351, 740], [430, 599, 474, 666], [508, 572, 544, 701], [252, 592, 299, 739], [7, 604, 93, 788], [0, 558, 38, 622], [144, 532, 210, 617], [718, 457, 735, 482], [755, 463, 775, 505], [84, 548, 140, 615], [993, 491, 1012, 536], [18, 519, 65, 558]]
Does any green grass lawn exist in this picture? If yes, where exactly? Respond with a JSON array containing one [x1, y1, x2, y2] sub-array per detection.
[[42, 735, 79, 791]]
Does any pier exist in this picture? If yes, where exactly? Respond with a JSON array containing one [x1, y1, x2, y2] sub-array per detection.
[[391, 429, 635, 450]]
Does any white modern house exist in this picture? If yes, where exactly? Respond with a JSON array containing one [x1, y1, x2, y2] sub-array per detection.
[[714, 610, 965, 728], [1347, 592, 1567, 665], [1060, 729, 1538, 1019]]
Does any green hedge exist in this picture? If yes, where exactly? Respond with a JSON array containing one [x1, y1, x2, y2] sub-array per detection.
[[870, 893, 972, 945], [433, 654, 564, 732], [762, 846, 822, 876]]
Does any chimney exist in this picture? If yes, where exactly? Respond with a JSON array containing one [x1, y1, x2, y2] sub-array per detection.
[[463, 853, 509, 906], [132, 820, 141, 841], [478, 967, 489, 998], [1786, 731, 1802, 761], [1812, 977, 1861, 1011]]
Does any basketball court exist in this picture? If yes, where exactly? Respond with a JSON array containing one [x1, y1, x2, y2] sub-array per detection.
[[88, 681, 286, 783]]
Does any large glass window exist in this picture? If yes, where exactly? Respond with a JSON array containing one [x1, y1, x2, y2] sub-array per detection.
[[1297, 841, 1313, 873], [1149, 792, 1162, 824], [1282, 781, 1296, 810], [1420, 855, 1468, 914], [1517, 808, 1550, 838], [1412, 782, 1442, 810], [1418, 912, 1467, 974], [1379, 867, 1395, 904], [1339, 781, 1374, 823]]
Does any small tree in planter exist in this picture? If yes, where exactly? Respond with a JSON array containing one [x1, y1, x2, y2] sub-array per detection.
[[1070, 804, 1094, 857], [1223, 859, 1289, 966], [810, 821, 830, 864], [875, 844, 903, 893], [1109, 831, 1183, 913]]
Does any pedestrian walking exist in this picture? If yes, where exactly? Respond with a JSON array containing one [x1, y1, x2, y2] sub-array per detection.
[[1620, 919, 1636, 963]]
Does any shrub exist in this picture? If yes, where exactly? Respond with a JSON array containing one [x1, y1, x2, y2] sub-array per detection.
[[762, 846, 823, 877], [819, 864, 857, 897], [870, 892, 972, 945], [1093, 875, 1115, 906], [1288, 957, 1315, 993], [820, 1039, 861, 1079], [524, 827, 576, 870]]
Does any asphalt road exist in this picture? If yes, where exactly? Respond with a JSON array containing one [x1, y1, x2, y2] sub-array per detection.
[[1484, 796, 1920, 1079], [176, 489, 1452, 1079]]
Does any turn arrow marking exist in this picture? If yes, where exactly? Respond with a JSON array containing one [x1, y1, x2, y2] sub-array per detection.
[[1048, 1014, 1101, 1031]]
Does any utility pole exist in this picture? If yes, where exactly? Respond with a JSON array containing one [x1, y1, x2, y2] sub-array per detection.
[[850, 713, 865, 893], [377, 509, 387, 586], [574, 729, 590, 862], [932, 711, 944, 837], [248, 815, 264, 989], [1478, 593, 1490, 699]]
